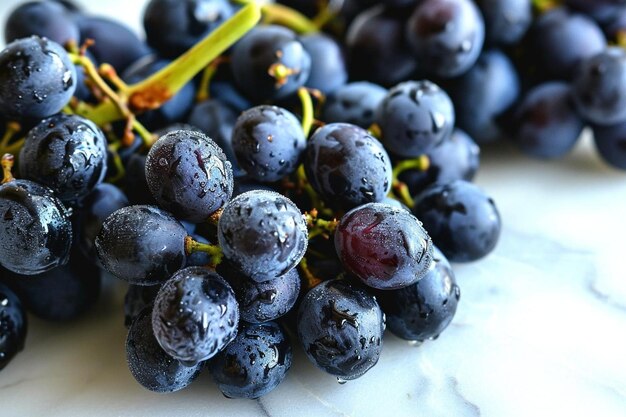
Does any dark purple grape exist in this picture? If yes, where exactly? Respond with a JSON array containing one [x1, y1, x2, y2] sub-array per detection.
[[5, 1, 80, 46], [187, 99, 245, 178], [0, 36, 76, 120], [373, 246, 460, 342], [0, 179, 72, 275], [209, 81, 252, 114], [405, 0, 485, 78], [447, 49, 520, 144], [122, 153, 157, 205], [19, 113, 108, 205], [208, 321, 292, 398], [512, 82, 584, 159], [323, 81, 387, 129], [0, 282, 27, 370], [217, 190, 308, 282], [475, 0, 532, 45], [151, 266, 239, 365], [304, 123, 392, 210], [300, 33, 347, 95], [145, 129, 233, 223], [346, 5, 417, 86], [601, 6, 626, 41], [95, 205, 187, 285], [376, 80, 455, 158], [1, 249, 100, 321], [398, 129, 480, 196], [528, 7, 606, 80], [124, 284, 161, 328], [566, 0, 623, 23], [143, 0, 235, 58], [413, 180, 501, 262], [231, 25, 311, 102], [78, 183, 129, 261], [572, 47, 626, 126], [297, 279, 384, 381], [127, 308, 202, 392], [592, 121, 626, 170], [76, 16, 150, 74], [335, 203, 433, 290], [123, 56, 195, 130], [232, 105, 305, 183], [218, 263, 300, 323]]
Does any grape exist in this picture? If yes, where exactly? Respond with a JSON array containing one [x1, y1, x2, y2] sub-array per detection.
[[405, 0, 485, 78], [512, 82, 584, 159], [566, 0, 623, 23], [304, 123, 392, 210], [572, 47, 626, 126], [187, 98, 245, 178], [0, 36, 76, 120], [209, 81, 252, 114], [0, 282, 27, 371], [151, 266, 239, 365], [126, 308, 202, 392], [375, 80, 454, 158], [601, 7, 626, 41], [76, 16, 150, 74], [373, 246, 460, 342], [1, 250, 100, 321], [322, 81, 387, 129], [122, 55, 196, 130], [413, 180, 501, 262], [208, 321, 292, 399], [475, 0, 532, 46], [5, 1, 80, 46], [218, 263, 301, 323], [143, 0, 235, 58], [217, 190, 308, 282], [528, 7, 606, 80], [297, 279, 385, 381], [77, 183, 129, 261], [447, 49, 520, 144], [592, 121, 626, 170], [300, 33, 347, 95], [0, 179, 72, 275], [398, 129, 480, 196], [145, 129, 234, 223], [346, 5, 417, 86], [122, 153, 158, 206], [124, 284, 161, 328], [95, 205, 187, 285], [231, 25, 311, 102], [335, 202, 433, 290], [19, 114, 108, 205], [232, 105, 305, 182]]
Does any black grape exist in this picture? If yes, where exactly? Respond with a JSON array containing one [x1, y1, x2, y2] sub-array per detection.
[[323, 81, 387, 129], [95, 205, 187, 285], [475, 0, 532, 46], [208, 321, 292, 399], [304, 123, 392, 210], [5, 1, 80, 46], [592, 121, 626, 170], [19, 113, 108, 205], [0, 36, 76, 120], [0, 282, 27, 371], [124, 284, 161, 328], [217, 190, 308, 282], [300, 33, 347, 95], [145, 129, 233, 223], [151, 266, 239, 365], [232, 105, 305, 182], [413, 180, 501, 263]]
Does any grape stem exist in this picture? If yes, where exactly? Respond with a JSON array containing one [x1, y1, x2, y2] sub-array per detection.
[[184, 236, 224, 267], [69, 2, 261, 126], [196, 56, 230, 102], [298, 256, 322, 289], [532, 0, 560, 12], [392, 155, 430, 179], [298, 87, 315, 137], [258, 2, 319, 34], [305, 208, 338, 239], [1, 154, 15, 184], [0, 122, 21, 152]]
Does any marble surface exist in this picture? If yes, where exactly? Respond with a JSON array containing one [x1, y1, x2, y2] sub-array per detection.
[[1, 1, 626, 416]]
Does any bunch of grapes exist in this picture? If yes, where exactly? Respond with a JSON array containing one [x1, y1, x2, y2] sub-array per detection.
[[0, 0, 621, 401]]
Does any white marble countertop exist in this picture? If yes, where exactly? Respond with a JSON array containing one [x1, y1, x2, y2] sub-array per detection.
[[1, 1, 625, 416]]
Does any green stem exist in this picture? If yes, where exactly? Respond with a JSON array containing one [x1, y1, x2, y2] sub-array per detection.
[[390, 181, 415, 209], [392, 155, 430, 179], [185, 236, 224, 266], [1, 154, 15, 184], [0, 122, 20, 150], [298, 87, 314, 137], [127, 3, 261, 114], [299, 256, 322, 290], [2, 139, 24, 157], [260, 3, 318, 34]]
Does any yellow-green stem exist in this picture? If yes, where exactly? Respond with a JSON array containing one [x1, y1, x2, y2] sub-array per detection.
[[299, 256, 322, 289], [392, 155, 430, 179], [298, 87, 314, 137], [260, 3, 318, 34], [1, 154, 15, 184], [185, 236, 224, 266], [0, 122, 20, 150], [391, 181, 415, 209]]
